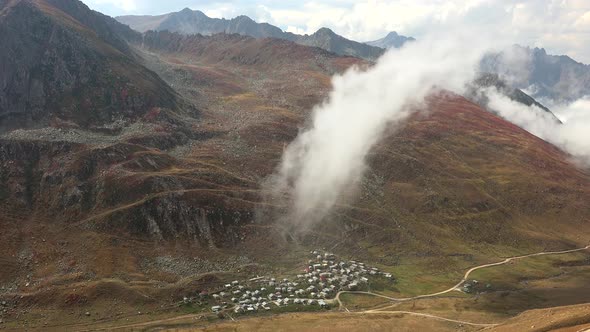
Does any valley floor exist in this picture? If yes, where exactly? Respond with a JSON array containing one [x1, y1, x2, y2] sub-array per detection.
[[6, 244, 588, 332]]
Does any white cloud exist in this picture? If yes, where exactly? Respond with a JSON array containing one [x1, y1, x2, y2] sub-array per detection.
[[85, 0, 137, 12], [485, 89, 590, 166], [254, 1, 590, 63], [286, 25, 307, 35], [264, 31, 489, 233]]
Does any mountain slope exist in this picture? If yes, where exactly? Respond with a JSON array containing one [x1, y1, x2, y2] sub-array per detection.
[[481, 45, 590, 102], [117, 8, 385, 60], [365, 31, 415, 49], [467, 72, 562, 123], [0, 0, 178, 130], [294, 27, 384, 60]]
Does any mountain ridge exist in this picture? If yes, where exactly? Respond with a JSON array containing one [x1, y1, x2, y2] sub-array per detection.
[[365, 31, 416, 48], [481, 44, 590, 102], [118, 8, 590, 101], [116, 8, 393, 60]]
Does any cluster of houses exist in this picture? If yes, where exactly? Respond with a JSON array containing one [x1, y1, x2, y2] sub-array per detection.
[[205, 277, 331, 314], [462, 279, 478, 293], [201, 250, 394, 315], [461, 279, 492, 294], [298, 250, 394, 294]]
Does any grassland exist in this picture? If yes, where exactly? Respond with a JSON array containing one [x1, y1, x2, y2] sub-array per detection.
[[339, 293, 390, 310]]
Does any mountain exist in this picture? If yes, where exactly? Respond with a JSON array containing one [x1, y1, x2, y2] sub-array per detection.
[[481, 45, 590, 102], [0, 0, 179, 131], [2, 1, 590, 330], [119, 8, 589, 100], [293, 27, 384, 60], [468, 72, 562, 123], [365, 31, 415, 49], [117, 8, 287, 39], [117, 8, 386, 60]]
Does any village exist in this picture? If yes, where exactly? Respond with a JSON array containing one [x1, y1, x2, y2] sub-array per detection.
[[182, 250, 395, 316]]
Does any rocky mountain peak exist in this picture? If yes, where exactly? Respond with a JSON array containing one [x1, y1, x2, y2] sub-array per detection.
[[365, 30, 415, 49], [314, 27, 337, 36]]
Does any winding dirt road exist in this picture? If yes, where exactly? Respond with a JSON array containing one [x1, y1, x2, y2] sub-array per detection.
[[332, 244, 590, 327], [355, 310, 498, 327], [336, 244, 590, 307]]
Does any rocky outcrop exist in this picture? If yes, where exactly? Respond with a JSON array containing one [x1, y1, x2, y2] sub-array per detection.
[[0, 0, 178, 131], [96, 195, 251, 247], [0, 137, 252, 245]]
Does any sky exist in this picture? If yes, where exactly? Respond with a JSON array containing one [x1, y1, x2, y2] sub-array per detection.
[[82, 0, 590, 63]]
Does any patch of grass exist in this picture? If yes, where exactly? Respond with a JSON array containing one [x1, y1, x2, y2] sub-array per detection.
[[385, 262, 463, 297], [270, 303, 327, 314], [179, 302, 207, 314], [469, 251, 590, 292], [340, 293, 389, 310], [365, 276, 397, 293]]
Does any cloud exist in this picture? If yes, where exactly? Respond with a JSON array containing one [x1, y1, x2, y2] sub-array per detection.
[[263, 31, 490, 235], [286, 25, 307, 35], [84, 0, 137, 12], [256, 1, 590, 64], [484, 88, 590, 166]]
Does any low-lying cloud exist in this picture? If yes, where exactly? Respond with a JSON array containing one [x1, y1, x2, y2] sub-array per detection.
[[264, 34, 487, 235], [483, 89, 590, 166], [264, 29, 590, 236]]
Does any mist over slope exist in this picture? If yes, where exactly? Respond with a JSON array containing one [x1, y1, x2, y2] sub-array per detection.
[[263, 31, 590, 235], [483, 88, 590, 167], [264, 34, 491, 233]]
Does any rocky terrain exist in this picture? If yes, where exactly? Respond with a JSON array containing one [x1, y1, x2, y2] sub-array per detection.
[[0, 0, 182, 131]]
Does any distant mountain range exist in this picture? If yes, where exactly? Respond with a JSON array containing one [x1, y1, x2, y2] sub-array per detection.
[[364, 31, 415, 49], [481, 45, 590, 102], [117, 9, 590, 104], [117, 8, 400, 60]]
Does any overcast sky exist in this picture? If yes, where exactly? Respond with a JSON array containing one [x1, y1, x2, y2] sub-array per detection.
[[82, 0, 590, 63]]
